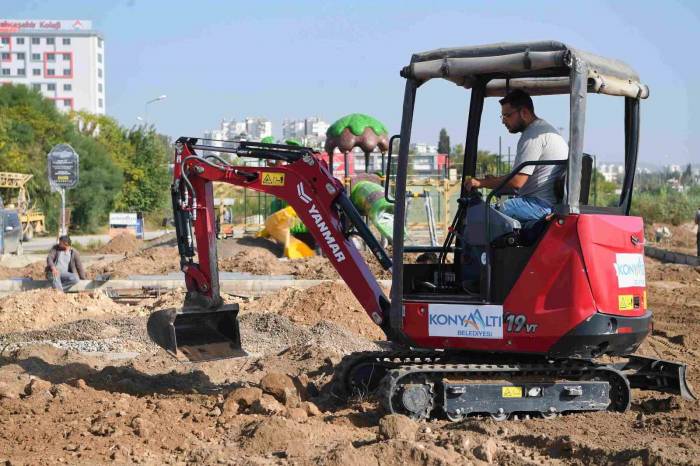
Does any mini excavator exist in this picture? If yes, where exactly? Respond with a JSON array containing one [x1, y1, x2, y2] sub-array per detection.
[[148, 41, 695, 420]]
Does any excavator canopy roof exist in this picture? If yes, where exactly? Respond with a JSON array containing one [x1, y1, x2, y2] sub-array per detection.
[[403, 40, 648, 99]]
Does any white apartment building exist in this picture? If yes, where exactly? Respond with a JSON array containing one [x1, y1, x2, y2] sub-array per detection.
[[0, 19, 105, 114], [282, 117, 329, 148]]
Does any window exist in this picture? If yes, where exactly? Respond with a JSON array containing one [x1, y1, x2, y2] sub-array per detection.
[[47, 68, 55, 76], [64, 99, 71, 107], [98, 83, 102, 92], [46, 38, 55, 45], [1, 53, 9, 60], [31, 37, 40, 45], [63, 83, 72, 91], [32, 68, 41, 76], [31, 53, 40, 61], [16, 53, 25, 60], [62, 38, 71, 45], [63, 68, 71, 76], [98, 98, 103, 108], [62, 53, 70, 60], [17, 37, 25, 45], [98, 68, 102, 78], [98, 53, 102, 63], [47, 54, 55, 62], [1, 38, 8, 45], [1, 69, 9, 76], [32, 83, 41, 91], [17, 68, 25, 75], [98, 38, 103, 48], [47, 83, 56, 91]]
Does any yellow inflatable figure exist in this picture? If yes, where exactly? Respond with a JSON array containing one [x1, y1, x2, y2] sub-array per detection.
[[257, 206, 314, 259]]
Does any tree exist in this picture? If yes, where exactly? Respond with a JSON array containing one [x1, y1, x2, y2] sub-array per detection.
[[0, 84, 122, 232], [438, 128, 450, 155]]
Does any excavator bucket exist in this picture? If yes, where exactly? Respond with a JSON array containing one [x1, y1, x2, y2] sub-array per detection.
[[147, 304, 246, 362]]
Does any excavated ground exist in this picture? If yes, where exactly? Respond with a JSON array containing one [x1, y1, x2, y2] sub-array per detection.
[[0, 234, 698, 465]]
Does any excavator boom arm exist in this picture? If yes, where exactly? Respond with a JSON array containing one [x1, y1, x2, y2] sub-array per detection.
[[172, 138, 392, 335]]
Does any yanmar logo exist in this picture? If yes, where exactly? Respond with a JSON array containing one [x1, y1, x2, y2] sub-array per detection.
[[297, 182, 345, 263], [428, 304, 503, 339]]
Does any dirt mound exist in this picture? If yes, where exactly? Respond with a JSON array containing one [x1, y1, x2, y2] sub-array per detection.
[[245, 281, 386, 340], [88, 246, 181, 279], [0, 289, 129, 333], [98, 232, 144, 255], [0, 261, 46, 280], [219, 249, 290, 275]]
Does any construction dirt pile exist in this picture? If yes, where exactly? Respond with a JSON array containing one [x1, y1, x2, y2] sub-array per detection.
[[219, 249, 291, 276], [647, 222, 698, 255], [244, 281, 387, 340], [0, 260, 46, 280], [88, 246, 181, 279], [1, 254, 700, 463], [0, 289, 132, 333], [97, 232, 144, 255]]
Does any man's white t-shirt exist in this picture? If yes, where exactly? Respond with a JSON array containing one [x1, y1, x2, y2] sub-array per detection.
[[513, 118, 569, 205]]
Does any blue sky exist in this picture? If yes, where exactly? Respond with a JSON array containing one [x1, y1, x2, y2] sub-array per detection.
[[4, 0, 699, 165]]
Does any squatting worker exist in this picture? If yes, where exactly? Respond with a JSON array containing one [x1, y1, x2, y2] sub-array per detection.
[[463, 89, 569, 223], [46, 235, 86, 292]]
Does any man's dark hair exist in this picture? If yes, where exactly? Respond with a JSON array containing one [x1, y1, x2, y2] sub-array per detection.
[[499, 89, 534, 113], [58, 235, 72, 245]]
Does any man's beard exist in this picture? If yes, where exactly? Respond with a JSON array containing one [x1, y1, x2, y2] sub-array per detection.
[[508, 120, 527, 133]]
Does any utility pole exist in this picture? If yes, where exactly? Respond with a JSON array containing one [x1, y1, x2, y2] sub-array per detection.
[[507, 146, 511, 171]]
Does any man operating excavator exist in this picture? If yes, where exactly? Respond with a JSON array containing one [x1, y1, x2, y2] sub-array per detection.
[[463, 89, 568, 223]]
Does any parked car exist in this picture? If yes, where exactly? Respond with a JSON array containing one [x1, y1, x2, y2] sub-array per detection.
[[0, 209, 23, 255]]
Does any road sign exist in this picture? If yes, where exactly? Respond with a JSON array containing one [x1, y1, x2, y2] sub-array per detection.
[[47, 143, 79, 189]]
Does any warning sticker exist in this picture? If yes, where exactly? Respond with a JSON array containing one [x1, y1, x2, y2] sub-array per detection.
[[502, 386, 522, 398], [261, 172, 285, 186], [618, 295, 635, 311]]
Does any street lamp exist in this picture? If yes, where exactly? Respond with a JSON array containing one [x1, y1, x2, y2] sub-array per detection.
[[144, 94, 167, 125]]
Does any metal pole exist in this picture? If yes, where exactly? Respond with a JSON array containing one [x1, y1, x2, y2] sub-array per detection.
[[60, 188, 66, 235], [507, 146, 511, 170], [498, 136, 502, 175]]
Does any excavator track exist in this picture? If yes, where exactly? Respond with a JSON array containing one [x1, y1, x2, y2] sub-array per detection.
[[333, 351, 633, 421], [378, 360, 631, 421]]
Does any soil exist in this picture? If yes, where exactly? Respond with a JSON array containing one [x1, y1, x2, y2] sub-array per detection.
[[98, 232, 144, 255], [647, 222, 698, 256], [1, 238, 700, 464]]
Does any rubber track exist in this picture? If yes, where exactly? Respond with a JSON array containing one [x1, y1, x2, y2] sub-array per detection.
[[379, 360, 631, 420]]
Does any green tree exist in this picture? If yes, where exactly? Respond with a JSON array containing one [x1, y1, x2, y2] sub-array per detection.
[[116, 127, 170, 212], [0, 84, 109, 232], [438, 128, 450, 155]]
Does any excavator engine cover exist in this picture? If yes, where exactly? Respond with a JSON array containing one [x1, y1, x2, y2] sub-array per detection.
[[147, 304, 246, 362]]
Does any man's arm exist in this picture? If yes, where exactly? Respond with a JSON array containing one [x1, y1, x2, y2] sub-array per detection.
[[73, 250, 87, 279], [46, 247, 56, 268], [464, 173, 529, 191]]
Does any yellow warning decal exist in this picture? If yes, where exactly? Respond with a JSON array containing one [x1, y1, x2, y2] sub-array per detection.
[[501, 386, 522, 398], [261, 172, 285, 186], [618, 295, 635, 311], [643, 291, 647, 309]]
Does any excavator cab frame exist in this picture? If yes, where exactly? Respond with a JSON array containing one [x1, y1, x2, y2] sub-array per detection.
[[389, 41, 647, 321]]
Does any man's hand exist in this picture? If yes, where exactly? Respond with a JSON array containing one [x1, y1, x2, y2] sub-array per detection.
[[51, 266, 59, 278], [463, 176, 482, 192]]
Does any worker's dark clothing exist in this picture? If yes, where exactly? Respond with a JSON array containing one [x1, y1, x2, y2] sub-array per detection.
[[46, 245, 86, 292]]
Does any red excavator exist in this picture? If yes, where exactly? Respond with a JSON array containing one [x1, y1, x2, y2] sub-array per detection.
[[148, 41, 695, 420]]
